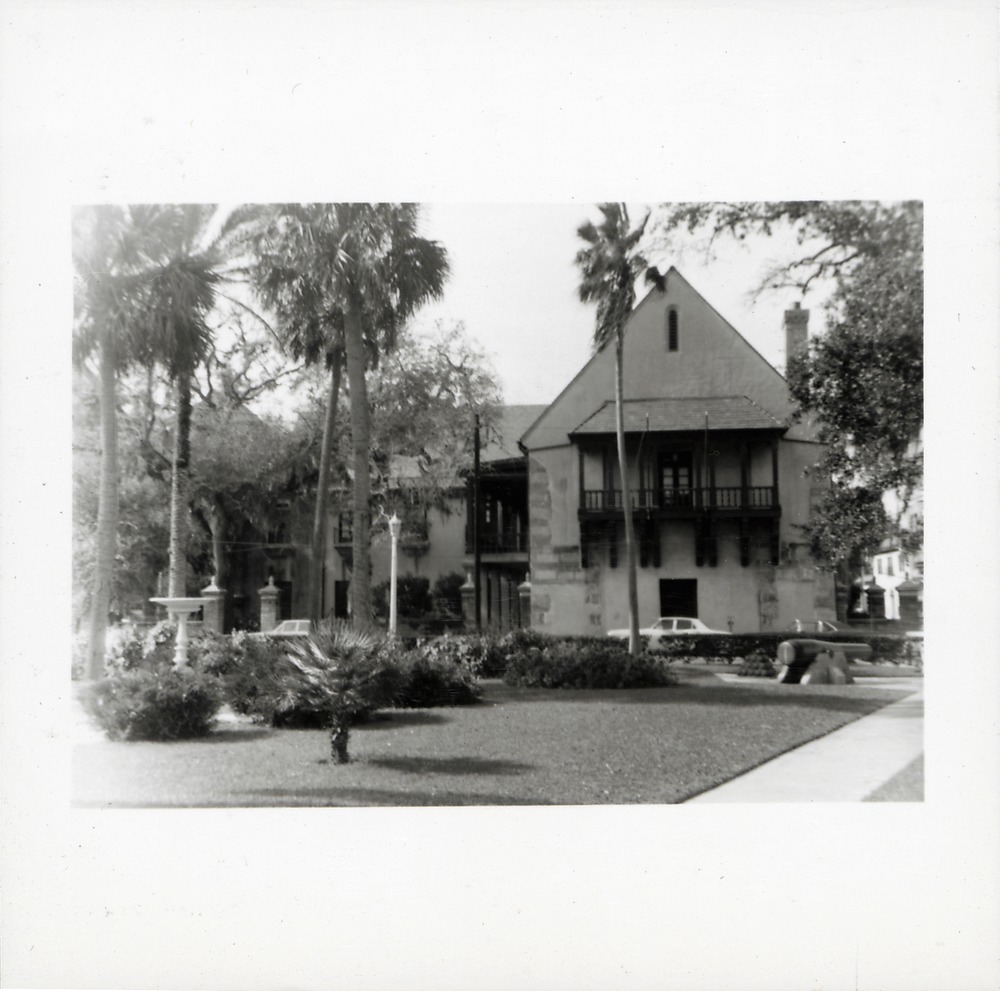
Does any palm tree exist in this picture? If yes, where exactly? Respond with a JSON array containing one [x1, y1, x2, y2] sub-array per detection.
[[235, 204, 449, 628], [74, 206, 129, 679], [74, 205, 221, 679], [273, 622, 392, 763], [225, 204, 347, 625], [128, 207, 221, 597], [575, 204, 663, 656]]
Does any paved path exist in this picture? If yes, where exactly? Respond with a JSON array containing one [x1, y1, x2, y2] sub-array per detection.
[[687, 678, 923, 802]]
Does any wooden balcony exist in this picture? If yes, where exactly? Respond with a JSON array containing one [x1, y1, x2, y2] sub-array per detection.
[[465, 529, 529, 555], [580, 486, 779, 517]]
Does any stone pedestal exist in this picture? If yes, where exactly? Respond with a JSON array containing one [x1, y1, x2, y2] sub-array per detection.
[[200, 578, 225, 634], [517, 574, 532, 629], [259, 577, 280, 633]]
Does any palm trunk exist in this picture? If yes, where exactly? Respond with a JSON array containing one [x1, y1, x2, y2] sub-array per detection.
[[308, 352, 342, 624], [343, 306, 372, 629], [87, 325, 119, 679], [615, 332, 641, 656], [329, 710, 351, 764], [167, 372, 193, 597]]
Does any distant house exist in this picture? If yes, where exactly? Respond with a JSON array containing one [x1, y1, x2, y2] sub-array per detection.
[[518, 267, 835, 635], [854, 469, 924, 627], [320, 405, 546, 632]]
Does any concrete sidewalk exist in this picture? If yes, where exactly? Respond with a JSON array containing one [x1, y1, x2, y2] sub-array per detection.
[[686, 678, 924, 803]]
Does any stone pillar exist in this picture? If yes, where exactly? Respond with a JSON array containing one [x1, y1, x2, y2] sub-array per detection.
[[460, 570, 476, 630], [200, 577, 226, 634], [259, 576, 280, 632], [897, 580, 923, 627], [517, 573, 532, 629]]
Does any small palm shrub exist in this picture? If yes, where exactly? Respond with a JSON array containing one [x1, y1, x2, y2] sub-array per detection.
[[85, 666, 223, 741], [272, 623, 401, 763]]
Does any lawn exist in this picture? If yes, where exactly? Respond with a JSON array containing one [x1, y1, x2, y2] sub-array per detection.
[[71, 667, 917, 807]]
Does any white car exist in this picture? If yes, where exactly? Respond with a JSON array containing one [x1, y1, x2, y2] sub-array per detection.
[[255, 619, 313, 638], [607, 616, 725, 650]]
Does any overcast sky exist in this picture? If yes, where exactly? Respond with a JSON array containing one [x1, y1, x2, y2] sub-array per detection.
[[412, 202, 833, 405]]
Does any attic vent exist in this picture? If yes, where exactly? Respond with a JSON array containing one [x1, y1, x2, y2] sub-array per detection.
[[666, 308, 679, 352]]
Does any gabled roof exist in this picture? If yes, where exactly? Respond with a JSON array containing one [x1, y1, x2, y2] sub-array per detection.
[[520, 266, 820, 451], [570, 396, 786, 436], [482, 404, 547, 462]]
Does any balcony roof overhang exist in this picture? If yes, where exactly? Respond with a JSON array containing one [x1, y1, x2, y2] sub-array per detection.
[[569, 396, 788, 438]]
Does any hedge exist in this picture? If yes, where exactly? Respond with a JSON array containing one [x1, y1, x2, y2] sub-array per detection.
[[638, 631, 914, 664]]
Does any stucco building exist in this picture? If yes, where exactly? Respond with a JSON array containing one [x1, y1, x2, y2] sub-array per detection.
[[518, 268, 835, 635]]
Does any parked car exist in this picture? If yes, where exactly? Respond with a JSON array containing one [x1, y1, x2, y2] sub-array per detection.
[[784, 619, 843, 635], [607, 616, 725, 650], [256, 619, 313, 638]]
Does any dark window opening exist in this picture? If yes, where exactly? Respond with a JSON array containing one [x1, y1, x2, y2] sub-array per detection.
[[659, 578, 697, 618], [667, 308, 679, 352]]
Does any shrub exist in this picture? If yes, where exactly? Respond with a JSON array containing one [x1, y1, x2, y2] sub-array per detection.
[[432, 571, 467, 617], [198, 632, 291, 724], [637, 631, 912, 664], [372, 575, 433, 620], [272, 623, 403, 763], [415, 634, 494, 677], [503, 640, 676, 689], [737, 652, 777, 678], [393, 650, 481, 707], [105, 621, 173, 674], [85, 666, 223, 741]]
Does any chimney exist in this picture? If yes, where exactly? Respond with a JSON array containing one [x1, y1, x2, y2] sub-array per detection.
[[783, 301, 809, 370]]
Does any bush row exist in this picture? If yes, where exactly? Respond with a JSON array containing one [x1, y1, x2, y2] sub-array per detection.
[[83, 623, 918, 742], [502, 641, 676, 689], [644, 632, 915, 664], [86, 623, 483, 741]]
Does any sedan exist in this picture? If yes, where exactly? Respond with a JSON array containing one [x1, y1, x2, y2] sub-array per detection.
[[256, 619, 313, 638], [784, 619, 843, 634], [607, 616, 725, 650]]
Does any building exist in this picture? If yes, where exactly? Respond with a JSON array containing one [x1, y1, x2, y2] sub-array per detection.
[[320, 405, 545, 632], [518, 268, 835, 635], [855, 465, 924, 627]]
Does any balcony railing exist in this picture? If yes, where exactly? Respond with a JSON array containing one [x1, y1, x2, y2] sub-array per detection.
[[465, 530, 529, 554], [582, 486, 776, 512]]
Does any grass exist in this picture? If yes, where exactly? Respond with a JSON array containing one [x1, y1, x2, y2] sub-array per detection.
[[72, 666, 919, 807]]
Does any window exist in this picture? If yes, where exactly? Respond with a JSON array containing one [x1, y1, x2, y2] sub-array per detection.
[[666, 308, 679, 351], [660, 450, 693, 506], [674, 619, 693, 630]]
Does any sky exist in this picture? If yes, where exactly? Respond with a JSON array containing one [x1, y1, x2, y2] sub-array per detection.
[[411, 203, 833, 406]]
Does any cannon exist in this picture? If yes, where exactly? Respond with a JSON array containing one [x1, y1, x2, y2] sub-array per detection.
[[775, 639, 872, 685]]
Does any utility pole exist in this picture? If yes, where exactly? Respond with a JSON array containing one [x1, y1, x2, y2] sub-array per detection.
[[473, 413, 482, 631]]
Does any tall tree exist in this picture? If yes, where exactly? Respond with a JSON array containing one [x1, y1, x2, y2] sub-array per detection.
[[226, 204, 347, 624], [575, 204, 663, 656], [128, 206, 221, 596], [234, 204, 449, 628], [73, 207, 124, 679], [73, 206, 214, 675], [652, 201, 923, 571]]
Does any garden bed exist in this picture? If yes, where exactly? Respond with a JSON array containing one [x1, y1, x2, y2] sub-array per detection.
[[72, 675, 915, 807]]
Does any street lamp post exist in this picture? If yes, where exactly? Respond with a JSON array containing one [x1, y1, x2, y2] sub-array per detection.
[[388, 512, 401, 636]]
